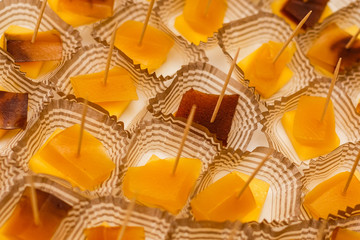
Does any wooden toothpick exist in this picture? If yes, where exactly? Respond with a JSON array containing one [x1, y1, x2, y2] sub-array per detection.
[[76, 99, 88, 157], [104, 21, 119, 86], [320, 58, 341, 122], [237, 149, 274, 198], [210, 48, 240, 123], [117, 197, 136, 240], [345, 28, 360, 49], [342, 150, 360, 195], [138, 0, 156, 46], [29, 174, 40, 226], [31, 0, 47, 43], [272, 10, 312, 63], [172, 104, 197, 175]]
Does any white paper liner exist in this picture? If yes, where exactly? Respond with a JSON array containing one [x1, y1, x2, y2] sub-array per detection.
[[299, 141, 360, 220], [169, 218, 253, 240], [64, 196, 174, 240], [261, 78, 360, 166], [187, 147, 302, 223], [0, 173, 87, 240], [7, 98, 131, 197], [0, 53, 54, 157], [154, 0, 258, 48], [217, 12, 318, 103], [91, 1, 208, 79], [0, 0, 82, 83], [118, 117, 221, 217], [50, 43, 170, 129], [148, 62, 262, 151]]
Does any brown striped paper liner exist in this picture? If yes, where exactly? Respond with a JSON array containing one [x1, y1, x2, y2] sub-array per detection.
[[7, 98, 131, 197], [338, 68, 360, 114], [0, 53, 54, 157], [118, 117, 221, 217], [0, 173, 88, 240], [49, 43, 170, 129], [0, 0, 82, 83], [91, 1, 208, 79], [261, 78, 360, 166], [154, 0, 258, 49], [169, 218, 253, 240], [64, 196, 174, 240], [217, 12, 318, 103], [148, 62, 262, 151], [300, 141, 360, 220], [296, 1, 360, 75], [187, 147, 302, 223]]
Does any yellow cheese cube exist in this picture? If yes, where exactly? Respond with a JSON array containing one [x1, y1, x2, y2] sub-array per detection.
[[84, 225, 145, 240], [332, 227, 360, 240]]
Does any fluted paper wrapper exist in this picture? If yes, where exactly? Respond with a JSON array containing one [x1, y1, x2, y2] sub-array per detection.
[[8, 98, 130, 197], [0, 174, 87, 239], [64, 196, 174, 240], [0, 0, 82, 83], [188, 147, 302, 223], [154, 0, 258, 48], [217, 12, 317, 103], [261, 78, 360, 166], [118, 117, 221, 217], [50, 43, 169, 128], [169, 218, 253, 240], [300, 142, 360, 220], [323, 215, 360, 239], [338, 68, 360, 113], [91, 1, 208, 79], [0, 54, 54, 156], [148, 62, 262, 151]]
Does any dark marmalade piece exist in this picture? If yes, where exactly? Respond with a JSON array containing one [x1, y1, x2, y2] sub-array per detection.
[[281, 0, 329, 29], [0, 187, 72, 240], [176, 88, 239, 146], [0, 91, 28, 130]]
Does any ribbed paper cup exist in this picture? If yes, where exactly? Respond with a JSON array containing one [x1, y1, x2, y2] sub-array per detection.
[[261, 78, 360, 166], [300, 141, 360, 219], [338, 69, 360, 114], [50, 43, 169, 128], [0, 0, 82, 83], [154, 0, 258, 48], [0, 173, 87, 240], [0, 54, 54, 157], [8, 98, 130, 197], [169, 218, 253, 240], [187, 147, 302, 223], [148, 62, 262, 151], [217, 12, 317, 103], [91, 1, 208, 79], [323, 215, 360, 239], [118, 117, 221, 217], [64, 196, 174, 240]]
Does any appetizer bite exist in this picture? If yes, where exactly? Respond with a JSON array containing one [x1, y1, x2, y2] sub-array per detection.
[[332, 227, 360, 239]]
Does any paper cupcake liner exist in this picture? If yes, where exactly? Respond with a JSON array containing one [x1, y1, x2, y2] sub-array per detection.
[[154, 0, 258, 48], [91, 1, 208, 79], [148, 62, 262, 151], [64, 196, 174, 240], [187, 147, 302, 223], [8, 98, 131, 197], [323, 215, 360, 239], [0, 54, 54, 157], [0, 0, 82, 83], [217, 12, 318, 103], [118, 117, 221, 217], [0, 173, 87, 239], [299, 141, 360, 220], [169, 218, 253, 240], [50, 43, 170, 129], [261, 78, 360, 166], [338, 68, 360, 113], [295, 1, 360, 74]]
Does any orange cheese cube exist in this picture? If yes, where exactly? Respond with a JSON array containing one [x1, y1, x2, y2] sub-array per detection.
[[84, 225, 145, 240], [238, 41, 295, 98], [303, 172, 360, 219], [332, 227, 360, 240], [29, 124, 115, 190], [122, 157, 202, 215], [57, 0, 114, 19], [115, 20, 174, 72]]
